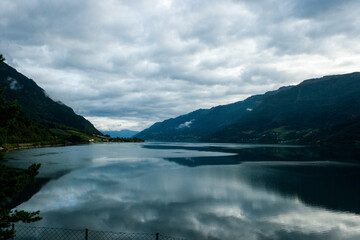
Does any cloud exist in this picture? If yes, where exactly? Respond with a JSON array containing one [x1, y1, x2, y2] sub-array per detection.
[[7, 77, 23, 90], [85, 116, 154, 132], [177, 119, 194, 129], [16, 151, 360, 240], [1, 0, 360, 130]]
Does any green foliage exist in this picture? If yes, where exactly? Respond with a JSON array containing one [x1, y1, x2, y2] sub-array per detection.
[[0, 62, 101, 138], [0, 61, 103, 146], [0, 89, 21, 146], [139, 72, 360, 145], [0, 164, 42, 239], [136, 93, 273, 141], [212, 72, 360, 144], [67, 134, 83, 142], [0, 56, 42, 239], [109, 137, 144, 142], [0, 88, 56, 146]]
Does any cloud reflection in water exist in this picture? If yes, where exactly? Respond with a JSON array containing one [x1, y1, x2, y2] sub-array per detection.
[[10, 143, 360, 240]]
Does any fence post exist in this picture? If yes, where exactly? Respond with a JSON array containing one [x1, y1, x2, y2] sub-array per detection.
[[11, 224, 15, 240], [85, 228, 88, 240], [156, 232, 159, 240]]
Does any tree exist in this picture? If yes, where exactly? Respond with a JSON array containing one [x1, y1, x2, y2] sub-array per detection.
[[0, 89, 20, 147], [0, 55, 42, 239], [0, 165, 41, 239]]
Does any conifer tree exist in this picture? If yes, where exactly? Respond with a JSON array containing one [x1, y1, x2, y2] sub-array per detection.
[[0, 55, 41, 240]]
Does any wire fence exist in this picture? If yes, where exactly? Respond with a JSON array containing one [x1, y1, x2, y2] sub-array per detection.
[[9, 224, 187, 240]]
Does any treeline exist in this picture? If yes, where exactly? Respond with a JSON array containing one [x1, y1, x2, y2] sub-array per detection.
[[0, 54, 42, 239], [0, 60, 104, 148], [106, 137, 144, 143], [0, 84, 98, 148]]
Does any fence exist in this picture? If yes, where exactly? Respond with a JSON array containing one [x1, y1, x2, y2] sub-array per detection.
[[9, 224, 187, 240]]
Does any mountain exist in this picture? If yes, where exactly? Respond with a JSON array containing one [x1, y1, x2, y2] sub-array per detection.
[[212, 72, 360, 144], [136, 72, 360, 145], [102, 130, 139, 138], [135, 86, 292, 141], [0, 62, 101, 143]]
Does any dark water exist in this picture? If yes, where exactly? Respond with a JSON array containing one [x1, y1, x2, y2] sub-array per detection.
[[5, 142, 360, 240]]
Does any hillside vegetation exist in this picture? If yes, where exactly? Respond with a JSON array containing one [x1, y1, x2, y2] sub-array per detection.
[[137, 73, 360, 145], [0, 62, 102, 147]]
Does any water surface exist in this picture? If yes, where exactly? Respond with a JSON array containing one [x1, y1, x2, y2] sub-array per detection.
[[5, 142, 360, 240]]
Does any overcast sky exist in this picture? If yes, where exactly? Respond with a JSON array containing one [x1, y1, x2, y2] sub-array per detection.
[[1, 0, 360, 131]]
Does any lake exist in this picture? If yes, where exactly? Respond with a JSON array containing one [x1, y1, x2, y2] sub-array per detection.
[[5, 142, 360, 240]]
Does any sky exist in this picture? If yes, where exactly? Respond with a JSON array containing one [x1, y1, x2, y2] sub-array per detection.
[[1, 0, 360, 131]]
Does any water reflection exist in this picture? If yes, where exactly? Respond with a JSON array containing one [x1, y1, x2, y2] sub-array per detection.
[[6, 143, 360, 240], [240, 162, 360, 214]]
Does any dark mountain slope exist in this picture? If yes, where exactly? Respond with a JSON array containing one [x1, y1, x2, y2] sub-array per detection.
[[0, 62, 101, 140], [137, 72, 360, 145], [136, 86, 292, 141], [211, 72, 360, 144]]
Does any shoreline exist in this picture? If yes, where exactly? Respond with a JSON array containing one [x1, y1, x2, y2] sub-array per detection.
[[4, 140, 146, 152], [5, 142, 84, 152]]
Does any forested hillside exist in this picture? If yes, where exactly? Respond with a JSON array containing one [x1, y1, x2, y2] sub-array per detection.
[[0, 62, 101, 145], [137, 73, 360, 145]]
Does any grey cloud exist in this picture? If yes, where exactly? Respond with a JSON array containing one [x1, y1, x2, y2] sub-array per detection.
[[7, 77, 23, 90], [240, 67, 293, 86], [177, 119, 194, 129], [1, 0, 360, 130], [291, 0, 357, 19]]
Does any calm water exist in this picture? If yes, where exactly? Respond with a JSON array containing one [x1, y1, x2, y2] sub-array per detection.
[[5, 142, 360, 240]]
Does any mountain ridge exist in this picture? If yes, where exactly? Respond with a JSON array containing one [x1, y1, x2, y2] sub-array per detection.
[[0, 62, 101, 143], [136, 85, 293, 141], [211, 72, 360, 144], [136, 72, 360, 145], [101, 130, 139, 138]]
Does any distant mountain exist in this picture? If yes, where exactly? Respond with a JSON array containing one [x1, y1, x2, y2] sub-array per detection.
[[137, 72, 360, 145], [136, 86, 292, 141], [102, 130, 139, 138], [0, 62, 101, 143]]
